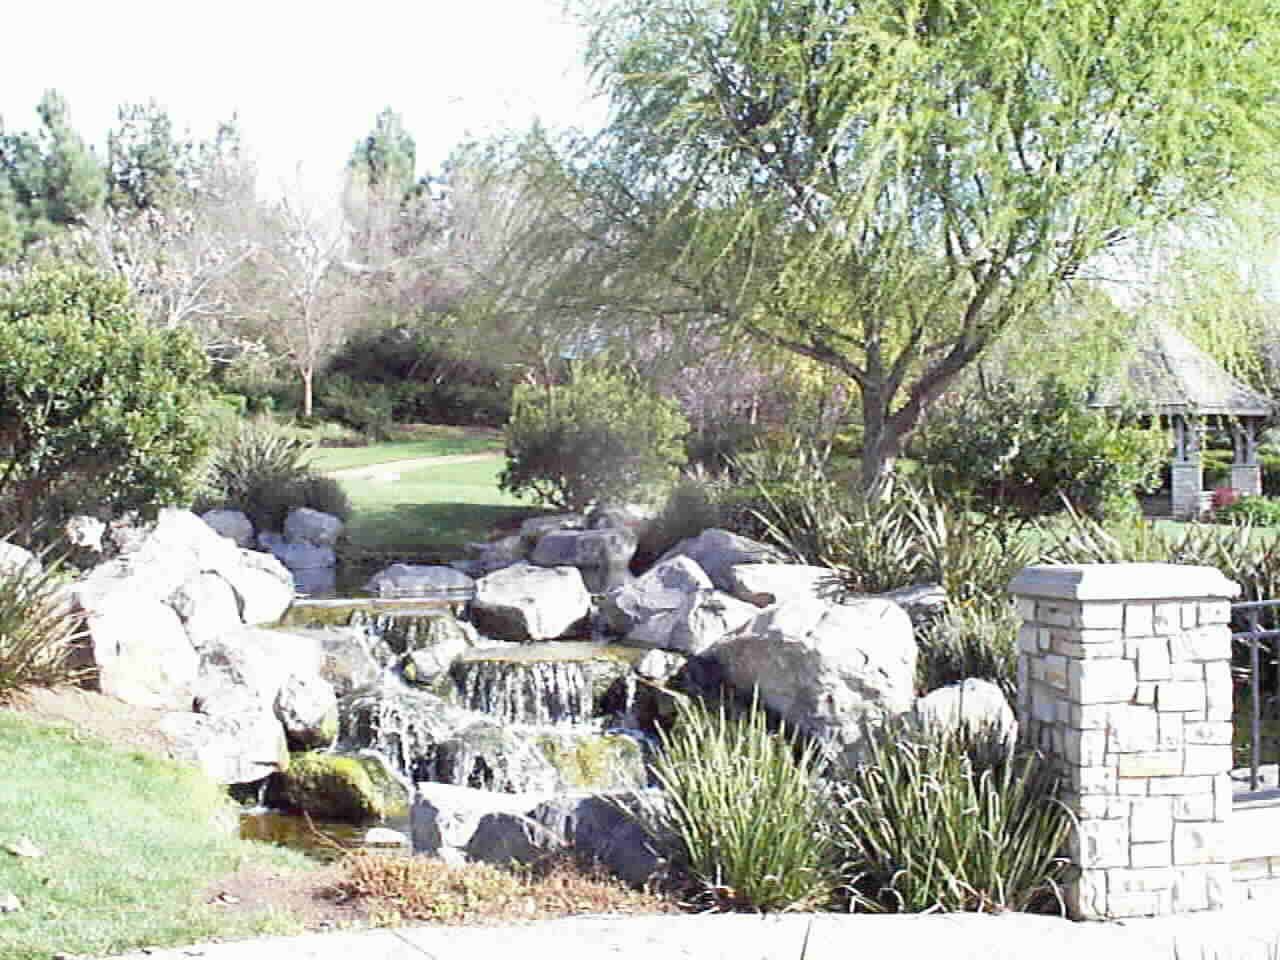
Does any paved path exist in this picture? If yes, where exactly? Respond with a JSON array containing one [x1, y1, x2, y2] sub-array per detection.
[[107, 900, 1280, 960], [325, 453, 501, 482]]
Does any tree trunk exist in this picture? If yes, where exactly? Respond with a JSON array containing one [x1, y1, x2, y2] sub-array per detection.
[[302, 367, 314, 418], [859, 389, 900, 501]]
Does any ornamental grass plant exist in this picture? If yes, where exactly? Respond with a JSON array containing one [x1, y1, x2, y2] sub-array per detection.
[[834, 718, 1072, 914], [632, 694, 837, 913], [0, 547, 86, 702]]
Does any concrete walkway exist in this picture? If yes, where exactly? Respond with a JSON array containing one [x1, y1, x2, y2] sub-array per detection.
[[108, 901, 1280, 960]]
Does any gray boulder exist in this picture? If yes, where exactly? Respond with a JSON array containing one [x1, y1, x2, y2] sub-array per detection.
[[657, 528, 783, 593], [257, 531, 335, 571], [471, 563, 591, 642], [599, 555, 712, 636], [913, 678, 1016, 744], [364, 563, 475, 599], [711, 595, 917, 763], [879, 583, 949, 632], [531, 528, 637, 593], [519, 514, 585, 547], [79, 588, 198, 710], [195, 626, 324, 714], [275, 672, 340, 750], [201, 509, 255, 548], [219, 551, 294, 625], [168, 572, 242, 652], [412, 783, 551, 855], [587, 503, 656, 538], [627, 588, 758, 657], [727, 563, 836, 608], [456, 535, 527, 577], [284, 507, 344, 547], [0, 541, 40, 579], [159, 708, 288, 784]]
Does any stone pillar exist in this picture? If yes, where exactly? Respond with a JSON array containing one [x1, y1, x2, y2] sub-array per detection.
[[1010, 563, 1239, 920], [1231, 419, 1261, 496], [1230, 465, 1262, 497], [1170, 415, 1205, 518]]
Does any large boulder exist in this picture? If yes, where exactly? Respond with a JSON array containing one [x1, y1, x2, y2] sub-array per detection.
[[159, 708, 289, 784], [657, 528, 783, 593], [599, 555, 711, 636], [530, 528, 637, 593], [364, 563, 475, 599], [456, 535, 527, 577], [168, 572, 242, 652], [628, 589, 758, 657], [274, 672, 340, 750], [470, 563, 591, 643], [411, 783, 551, 856], [465, 791, 665, 888], [272, 750, 405, 822], [79, 589, 198, 710], [195, 626, 324, 714], [222, 549, 294, 625], [727, 563, 836, 608], [0, 541, 40, 579], [201, 509, 255, 548], [284, 507, 343, 547], [879, 583, 949, 632], [257, 532, 335, 571], [711, 595, 917, 762], [913, 678, 1016, 744], [519, 514, 585, 548]]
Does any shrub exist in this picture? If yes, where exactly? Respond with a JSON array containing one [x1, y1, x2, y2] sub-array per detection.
[[197, 422, 349, 531], [1216, 495, 1280, 526], [0, 265, 212, 544], [834, 718, 1071, 914], [915, 597, 1020, 700], [630, 695, 837, 912], [0, 549, 87, 701], [318, 373, 394, 442], [500, 362, 689, 512], [919, 375, 1165, 522]]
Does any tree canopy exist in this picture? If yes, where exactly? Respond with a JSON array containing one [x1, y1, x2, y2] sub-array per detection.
[[502, 0, 1280, 491]]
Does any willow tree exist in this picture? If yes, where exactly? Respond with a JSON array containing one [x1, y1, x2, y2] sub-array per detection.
[[511, 0, 1280, 492]]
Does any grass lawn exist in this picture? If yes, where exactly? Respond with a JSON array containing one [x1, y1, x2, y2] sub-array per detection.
[[338, 455, 541, 557], [305, 425, 503, 473], [0, 710, 314, 959]]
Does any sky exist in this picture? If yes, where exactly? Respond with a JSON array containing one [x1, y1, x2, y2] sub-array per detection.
[[2, 0, 606, 201]]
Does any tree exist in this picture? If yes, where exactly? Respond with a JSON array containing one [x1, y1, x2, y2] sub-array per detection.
[[0, 90, 105, 246], [237, 190, 364, 417], [508, 0, 1280, 492], [0, 265, 212, 543]]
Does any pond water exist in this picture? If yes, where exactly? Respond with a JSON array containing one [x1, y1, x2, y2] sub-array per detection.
[[239, 809, 411, 861]]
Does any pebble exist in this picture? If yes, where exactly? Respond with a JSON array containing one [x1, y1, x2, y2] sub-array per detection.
[[4, 835, 42, 857], [0, 891, 20, 913]]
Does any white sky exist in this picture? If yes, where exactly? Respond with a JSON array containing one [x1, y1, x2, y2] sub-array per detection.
[[1, 0, 605, 201]]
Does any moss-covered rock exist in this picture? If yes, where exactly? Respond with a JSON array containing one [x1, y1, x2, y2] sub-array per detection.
[[534, 731, 648, 791], [273, 751, 401, 823]]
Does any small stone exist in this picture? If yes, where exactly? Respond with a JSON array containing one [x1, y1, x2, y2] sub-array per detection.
[[0, 891, 20, 913], [5, 835, 41, 857], [363, 827, 408, 847]]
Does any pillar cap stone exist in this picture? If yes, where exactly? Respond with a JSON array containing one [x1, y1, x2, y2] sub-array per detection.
[[1008, 564, 1239, 601]]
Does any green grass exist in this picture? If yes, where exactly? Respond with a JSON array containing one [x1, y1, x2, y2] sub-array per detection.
[[0, 710, 314, 959], [338, 455, 540, 555], [306, 425, 503, 473]]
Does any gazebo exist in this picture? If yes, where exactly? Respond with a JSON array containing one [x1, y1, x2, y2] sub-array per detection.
[[1089, 323, 1273, 518]]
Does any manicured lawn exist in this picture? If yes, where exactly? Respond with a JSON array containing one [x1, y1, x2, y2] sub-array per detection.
[[306, 425, 503, 472], [0, 710, 313, 959], [338, 455, 542, 556]]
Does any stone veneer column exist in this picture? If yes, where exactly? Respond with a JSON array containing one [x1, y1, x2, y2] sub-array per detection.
[[1230, 464, 1262, 497], [1171, 462, 1204, 518], [1009, 563, 1239, 920]]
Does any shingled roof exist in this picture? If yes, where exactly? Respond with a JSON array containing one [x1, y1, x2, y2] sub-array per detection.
[[1089, 322, 1272, 417]]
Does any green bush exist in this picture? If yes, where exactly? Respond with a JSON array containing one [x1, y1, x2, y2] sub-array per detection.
[[834, 719, 1071, 914], [500, 362, 689, 512], [1216, 495, 1280, 526], [0, 265, 212, 543], [0, 549, 87, 701], [630, 695, 837, 912], [919, 376, 1165, 522], [915, 597, 1020, 700], [318, 374, 394, 442], [197, 422, 349, 532]]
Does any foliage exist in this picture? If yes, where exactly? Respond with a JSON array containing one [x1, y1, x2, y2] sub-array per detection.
[[511, 0, 1280, 492], [920, 376, 1166, 522], [0, 264, 212, 543], [1217, 495, 1280, 527], [631, 695, 837, 912], [834, 719, 1071, 914], [499, 361, 689, 511], [0, 549, 86, 701], [637, 467, 736, 565], [318, 373, 395, 441], [915, 598, 1020, 701], [198, 420, 349, 531]]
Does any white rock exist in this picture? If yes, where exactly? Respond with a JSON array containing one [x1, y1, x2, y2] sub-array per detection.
[[914, 678, 1016, 744], [657, 528, 783, 592], [727, 563, 836, 608], [79, 588, 198, 710], [201, 509, 255, 548], [600, 555, 711, 635], [159, 709, 288, 784], [471, 563, 591, 642]]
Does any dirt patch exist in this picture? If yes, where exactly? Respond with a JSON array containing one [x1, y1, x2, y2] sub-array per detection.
[[3, 684, 180, 760]]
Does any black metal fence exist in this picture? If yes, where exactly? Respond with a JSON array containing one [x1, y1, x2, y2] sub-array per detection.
[[1233, 599, 1280, 792]]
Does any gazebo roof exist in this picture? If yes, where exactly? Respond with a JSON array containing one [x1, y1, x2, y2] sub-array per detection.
[[1089, 322, 1272, 417]]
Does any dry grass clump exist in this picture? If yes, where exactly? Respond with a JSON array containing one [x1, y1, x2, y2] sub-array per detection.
[[328, 851, 677, 927]]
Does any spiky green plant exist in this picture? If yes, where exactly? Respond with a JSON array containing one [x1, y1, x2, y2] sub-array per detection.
[[915, 596, 1021, 700], [834, 718, 1072, 914], [0, 549, 87, 702], [631, 695, 837, 912]]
